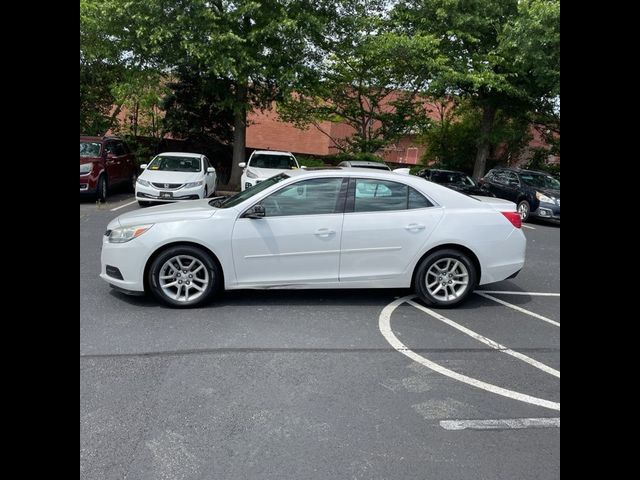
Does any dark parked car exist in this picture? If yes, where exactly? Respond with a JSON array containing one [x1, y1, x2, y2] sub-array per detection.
[[478, 167, 560, 222], [418, 168, 495, 197], [80, 136, 138, 201], [337, 160, 391, 171]]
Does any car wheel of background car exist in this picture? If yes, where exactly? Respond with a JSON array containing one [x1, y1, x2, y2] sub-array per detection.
[[414, 249, 477, 308], [96, 175, 107, 202], [129, 173, 138, 193], [148, 245, 221, 308], [517, 200, 530, 222]]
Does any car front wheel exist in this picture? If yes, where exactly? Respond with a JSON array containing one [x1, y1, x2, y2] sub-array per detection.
[[148, 245, 221, 308], [414, 249, 477, 307], [517, 200, 530, 222], [96, 175, 107, 202]]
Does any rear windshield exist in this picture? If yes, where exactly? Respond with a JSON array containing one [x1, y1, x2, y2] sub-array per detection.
[[431, 171, 475, 186], [80, 141, 101, 157], [249, 154, 298, 169], [520, 173, 560, 189]]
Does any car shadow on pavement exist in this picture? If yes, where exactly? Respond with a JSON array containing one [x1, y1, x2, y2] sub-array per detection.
[[109, 287, 413, 309]]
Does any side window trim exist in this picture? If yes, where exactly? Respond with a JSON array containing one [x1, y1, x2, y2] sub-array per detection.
[[241, 176, 348, 218]]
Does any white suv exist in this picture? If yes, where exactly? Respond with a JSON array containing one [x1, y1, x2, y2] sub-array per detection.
[[239, 150, 299, 190]]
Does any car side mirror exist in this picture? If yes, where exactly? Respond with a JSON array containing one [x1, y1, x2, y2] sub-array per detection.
[[238, 162, 246, 168], [207, 167, 215, 173], [139, 164, 148, 170], [244, 204, 265, 219]]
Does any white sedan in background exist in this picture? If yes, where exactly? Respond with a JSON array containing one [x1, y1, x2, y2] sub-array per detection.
[[102, 168, 526, 308], [135, 152, 217, 207], [239, 150, 299, 190]]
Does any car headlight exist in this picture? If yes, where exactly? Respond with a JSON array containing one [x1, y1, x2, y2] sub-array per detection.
[[246, 169, 259, 179], [137, 178, 151, 187], [183, 181, 204, 188], [536, 192, 554, 203], [108, 224, 153, 243], [80, 163, 92, 174]]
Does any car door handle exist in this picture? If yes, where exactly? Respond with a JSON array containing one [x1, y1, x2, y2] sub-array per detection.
[[314, 228, 336, 237], [405, 223, 426, 231]]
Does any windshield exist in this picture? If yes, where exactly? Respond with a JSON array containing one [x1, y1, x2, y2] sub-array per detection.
[[431, 172, 475, 186], [211, 173, 290, 208], [520, 173, 560, 190], [249, 154, 298, 169], [80, 141, 101, 157], [147, 156, 201, 172]]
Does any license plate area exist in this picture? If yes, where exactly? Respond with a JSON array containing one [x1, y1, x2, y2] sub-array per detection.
[[160, 191, 173, 198]]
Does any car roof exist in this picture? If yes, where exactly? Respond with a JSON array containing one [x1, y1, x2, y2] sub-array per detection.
[[342, 161, 389, 167], [80, 135, 122, 142], [155, 152, 204, 158], [428, 168, 466, 174], [251, 150, 294, 156], [492, 167, 550, 175]]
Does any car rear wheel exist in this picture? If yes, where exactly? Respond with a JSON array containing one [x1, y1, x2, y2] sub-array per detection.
[[96, 175, 107, 202], [414, 249, 477, 307], [517, 200, 530, 222], [148, 245, 221, 308]]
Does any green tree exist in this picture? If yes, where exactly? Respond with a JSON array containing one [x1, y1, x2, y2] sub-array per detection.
[[278, 0, 443, 154], [100, 0, 323, 189], [394, 0, 560, 179], [420, 100, 532, 173], [80, 0, 123, 134], [161, 65, 235, 146]]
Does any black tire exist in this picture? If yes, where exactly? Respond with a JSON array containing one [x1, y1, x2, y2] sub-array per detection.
[[128, 172, 138, 193], [138, 200, 150, 208], [148, 245, 222, 308], [414, 248, 477, 308], [517, 200, 530, 222], [96, 175, 107, 202]]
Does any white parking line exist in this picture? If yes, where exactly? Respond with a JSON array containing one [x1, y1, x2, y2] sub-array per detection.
[[406, 299, 559, 378], [110, 200, 137, 211], [478, 291, 560, 297], [522, 224, 536, 230], [379, 296, 560, 411], [475, 292, 560, 327], [440, 417, 559, 431]]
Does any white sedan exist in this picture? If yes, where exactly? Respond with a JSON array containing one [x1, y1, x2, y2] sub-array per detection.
[[102, 168, 526, 308], [135, 152, 217, 206], [239, 150, 299, 190]]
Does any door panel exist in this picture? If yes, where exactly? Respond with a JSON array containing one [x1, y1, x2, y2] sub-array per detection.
[[339, 178, 444, 281], [339, 209, 443, 281], [231, 177, 346, 285]]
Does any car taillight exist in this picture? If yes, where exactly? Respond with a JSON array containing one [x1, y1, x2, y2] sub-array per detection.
[[501, 211, 522, 229]]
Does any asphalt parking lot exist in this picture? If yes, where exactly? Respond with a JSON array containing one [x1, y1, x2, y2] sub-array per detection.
[[81, 194, 559, 480]]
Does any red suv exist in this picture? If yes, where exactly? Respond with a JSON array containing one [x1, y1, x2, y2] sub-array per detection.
[[80, 136, 138, 200]]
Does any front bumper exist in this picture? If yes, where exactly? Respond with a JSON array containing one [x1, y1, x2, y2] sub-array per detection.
[[135, 183, 204, 202], [80, 173, 97, 193], [532, 202, 560, 221], [100, 235, 149, 292]]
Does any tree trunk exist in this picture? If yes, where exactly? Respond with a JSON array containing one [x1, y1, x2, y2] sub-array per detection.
[[472, 103, 497, 181], [228, 82, 248, 191]]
